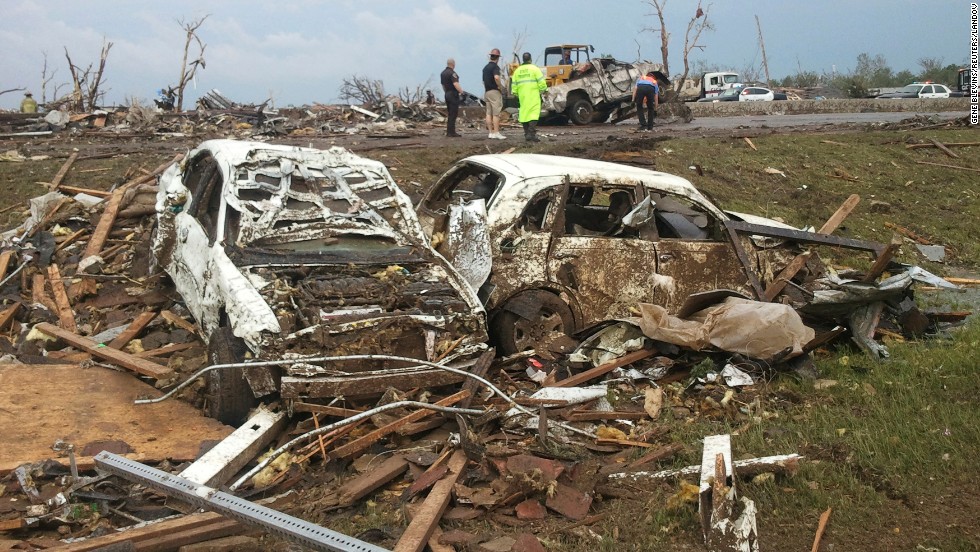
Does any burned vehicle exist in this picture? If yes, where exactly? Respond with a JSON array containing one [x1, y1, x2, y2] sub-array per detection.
[[416, 154, 883, 354], [154, 140, 488, 424]]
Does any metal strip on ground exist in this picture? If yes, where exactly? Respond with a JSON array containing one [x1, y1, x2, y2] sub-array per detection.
[[94, 452, 390, 552]]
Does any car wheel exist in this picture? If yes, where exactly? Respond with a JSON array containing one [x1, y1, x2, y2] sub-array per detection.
[[566, 99, 594, 125], [206, 326, 256, 426], [491, 290, 575, 355]]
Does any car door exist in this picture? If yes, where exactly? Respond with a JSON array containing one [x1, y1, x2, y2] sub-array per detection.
[[546, 184, 660, 326], [647, 194, 753, 312]]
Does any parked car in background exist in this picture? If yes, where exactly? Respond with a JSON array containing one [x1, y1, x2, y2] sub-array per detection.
[[877, 82, 952, 99], [697, 86, 743, 102], [154, 140, 488, 424], [416, 154, 803, 354], [738, 87, 776, 101]]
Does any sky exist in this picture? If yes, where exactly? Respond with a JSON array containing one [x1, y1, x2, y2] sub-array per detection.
[[0, 0, 970, 110]]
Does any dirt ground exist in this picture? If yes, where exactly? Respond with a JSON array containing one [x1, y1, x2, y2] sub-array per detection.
[[0, 112, 978, 551]]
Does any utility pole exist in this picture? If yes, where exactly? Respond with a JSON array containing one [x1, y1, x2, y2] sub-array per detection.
[[755, 15, 771, 87]]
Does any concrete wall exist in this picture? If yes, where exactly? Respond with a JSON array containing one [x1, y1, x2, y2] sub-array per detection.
[[688, 97, 970, 117]]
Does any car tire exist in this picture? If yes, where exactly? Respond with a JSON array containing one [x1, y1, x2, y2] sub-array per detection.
[[491, 290, 575, 355], [206, 326, 256, 426], [566, 99, 594, 126]]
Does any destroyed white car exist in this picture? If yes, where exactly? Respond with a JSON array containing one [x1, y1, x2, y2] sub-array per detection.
[[154, 140, 488, 424], [417, 154, 883, 354]]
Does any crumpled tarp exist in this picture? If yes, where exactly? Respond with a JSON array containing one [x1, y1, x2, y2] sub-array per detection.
[[638, 297, 815, 360]]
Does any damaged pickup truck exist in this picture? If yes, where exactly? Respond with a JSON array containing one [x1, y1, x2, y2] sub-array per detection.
[[154, 140, 488, 424], [416, 154, 886, 354]]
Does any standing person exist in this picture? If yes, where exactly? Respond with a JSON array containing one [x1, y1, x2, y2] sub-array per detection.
[[632, 71, 659, 131], [510, 52, 547, 143], [20, 92, 38, 114], [483, 48, 506, 140], [441, 58, 463, 137]]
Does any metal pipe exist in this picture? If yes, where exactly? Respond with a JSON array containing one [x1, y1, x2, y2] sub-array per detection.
[[228, 400, 483, 491]]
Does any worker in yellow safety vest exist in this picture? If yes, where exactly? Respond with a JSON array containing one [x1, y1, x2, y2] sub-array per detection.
[[510, 52, 547, 142]]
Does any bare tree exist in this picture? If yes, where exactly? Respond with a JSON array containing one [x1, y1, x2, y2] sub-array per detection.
[[175, 15, 209, 111], [63, 38, 113, 111], [40, 52, 57, 103], [0, 87, 26, 98], [339, 75, 387, 106], [398, 79, 432, 104], [644, 1, 713, 96]]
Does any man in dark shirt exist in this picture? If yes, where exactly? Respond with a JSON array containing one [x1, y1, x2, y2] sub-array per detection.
[[440, 58, 463, 137], [483, 48, 505, 140]]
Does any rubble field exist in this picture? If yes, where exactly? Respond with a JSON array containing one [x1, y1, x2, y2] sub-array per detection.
[[0, 114, 978, 552]]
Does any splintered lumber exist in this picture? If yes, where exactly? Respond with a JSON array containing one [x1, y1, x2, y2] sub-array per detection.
[[944, 277, 980, 285], [336, 454, 409, 507], [928, 138, 959, 158], [609, 453, 803, 481], [763, 251, 812, 302], [54, 228, 88, 252], [0, 250, 14, 281], [811, 507, 833, 552], [743, 137, 757, 151], [915, 160, 980, 173], [81, 188, 126, 261], [47, 264, 76, 332], [32, 274, 56, 312], [0, 302, 21, 331], [180, 407, 287, 487], [330, 390, 469, 460], [393, 450, 468, 552], [107, 311, 157, 349], [817, 194, 860, 235], [862, 235, 903, 282], [459, 348, 494, 408], [53, 511, 242, 552], [56, 185, 112, 198], [291, 402, 366, 418], [49, 151, 78, 191], [34, 322, 174, 381], [135, 342, 197, 358], [549, 348, 655, 388], [883, 222, 932, 245], [161, 309, 199, 334], [907, 141, 980, 149]]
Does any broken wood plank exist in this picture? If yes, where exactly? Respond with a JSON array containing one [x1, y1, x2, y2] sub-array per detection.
[[107, 311, 157, 349], [564, 410, 648, 422], [610, 453, 803, 482], [929, 138, 959, 158], [817, 193, 860, 235], [405, 502, 455, 552], [459, 348, 494, 409], [81, 189, 126, 261], [47, 264, 76, 332], [763, 251, 812, 302], [291, 402, 366, 418], [330, 390, 470, 460], [161, 309, 199, 334], [743, 137, 757, 151], [55, 185, 112, 198], [699, 435, 733, 540], [135, 341, 198, 358], [336, 455, 409, 508], [54, 228, 88, 252], [944, 277, 980, 285], [34, 322, 174, 381], [915, 160, 980, 173], [883, 222, 932, 245], [626, 442, 684, 470], [49, 151, 78, 191], [811, 507, 833, 552], [862, 235, 902, 282], [53, 511, 241, 552], [0, 250, 14, 281], [393, 449, 468, 552], [31, 273, 56, 312], [0, 302, 21, 331], [906, 141, 980, 149], [549, 348, 655, 388]]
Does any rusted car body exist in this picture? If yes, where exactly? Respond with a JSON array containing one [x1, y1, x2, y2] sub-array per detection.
[[416, 154, 807, 354], [154, 140, 488, 423]]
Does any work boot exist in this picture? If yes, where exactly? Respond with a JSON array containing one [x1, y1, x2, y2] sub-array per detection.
[[527, 121, 541, 142]]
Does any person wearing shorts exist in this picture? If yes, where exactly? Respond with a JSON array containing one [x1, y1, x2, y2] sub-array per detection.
[[483, 48, 506, 140]]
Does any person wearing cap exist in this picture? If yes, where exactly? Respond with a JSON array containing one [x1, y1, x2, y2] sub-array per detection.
[[632, 71, 659, 131], [20, 92, 38, 114], [510, 52, 547, 143], [483, 48, 506, 140], [440, 58, 463, 137], [560, 49, 573, 66]]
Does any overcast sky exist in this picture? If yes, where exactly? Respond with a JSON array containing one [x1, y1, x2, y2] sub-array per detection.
[[0, 0, 970, 110]]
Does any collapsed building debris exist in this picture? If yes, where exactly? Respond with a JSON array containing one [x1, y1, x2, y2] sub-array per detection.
[[0, 141, 973, 551]]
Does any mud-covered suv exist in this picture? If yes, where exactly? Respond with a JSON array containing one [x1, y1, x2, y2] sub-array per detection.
[[154, 140, 488, 424]]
